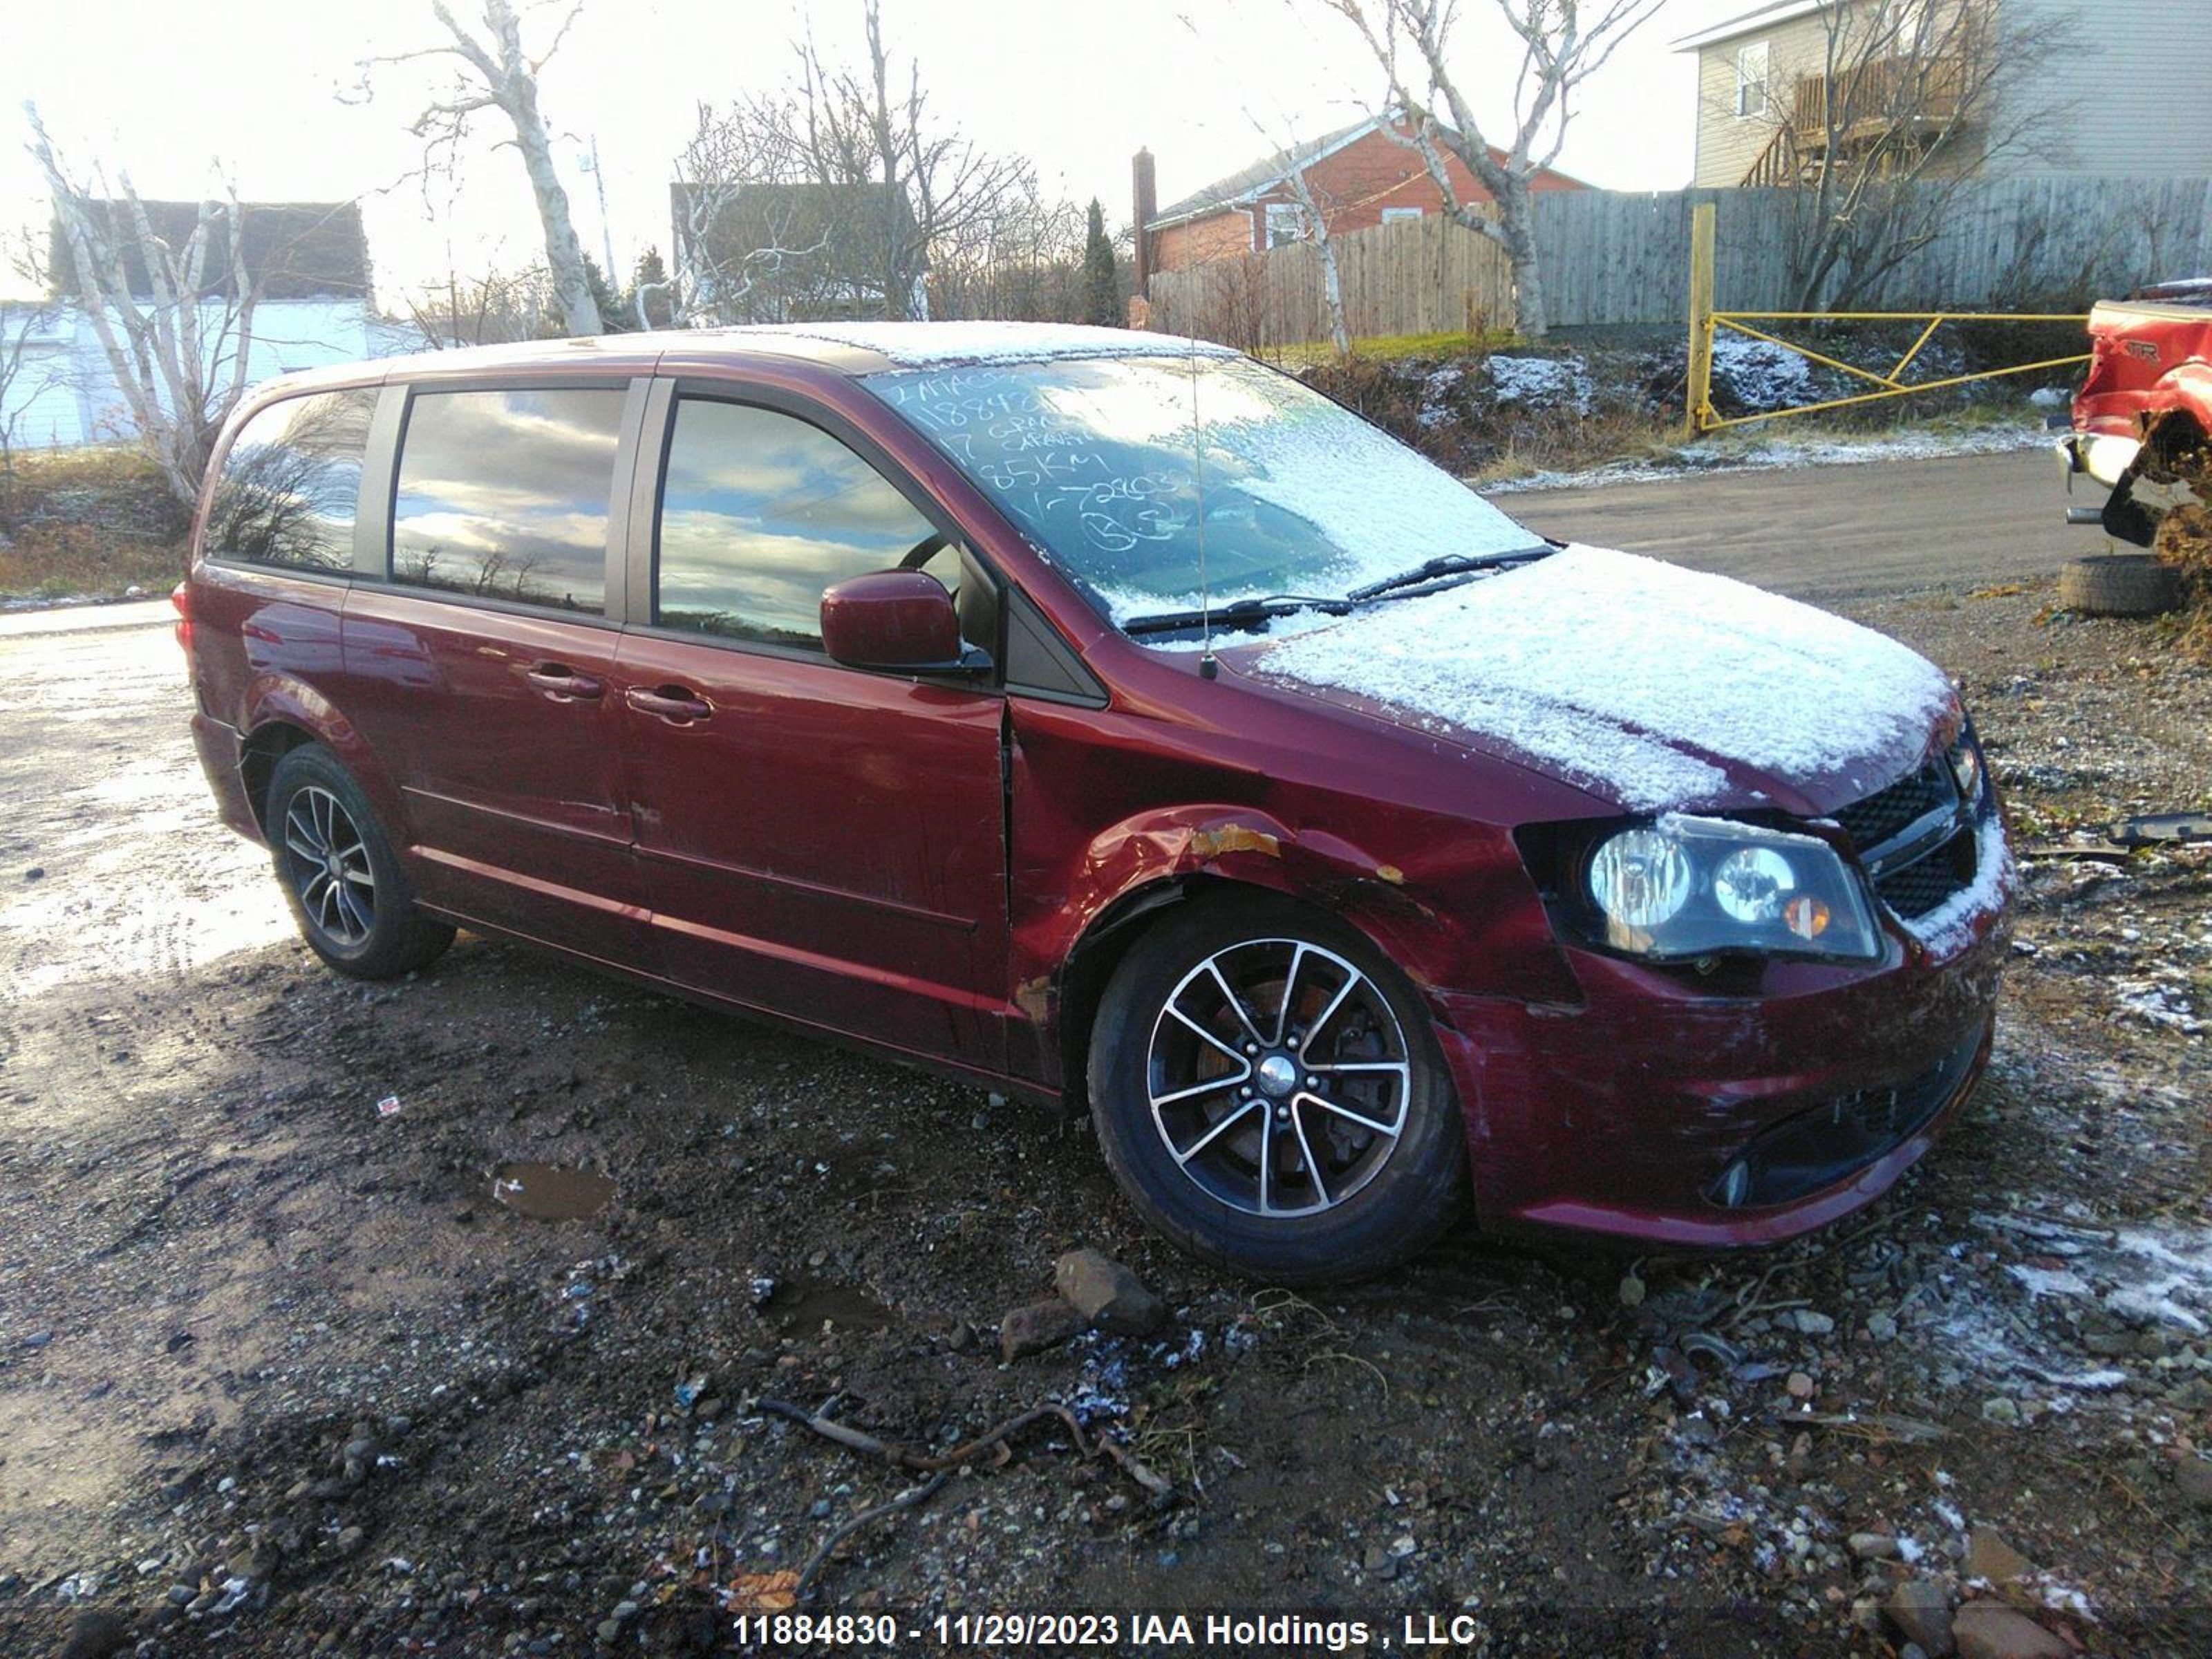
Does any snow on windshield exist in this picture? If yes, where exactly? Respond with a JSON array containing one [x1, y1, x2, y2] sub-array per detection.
[[1255, 545, 1959, 811], [866, 355, 1535, 622]]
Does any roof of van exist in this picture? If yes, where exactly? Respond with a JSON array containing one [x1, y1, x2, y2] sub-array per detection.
[[350, 321, 1237, 385]]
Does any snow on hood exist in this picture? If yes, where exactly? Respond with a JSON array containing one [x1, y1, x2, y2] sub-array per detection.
[[1247, 544, 1958, 812]]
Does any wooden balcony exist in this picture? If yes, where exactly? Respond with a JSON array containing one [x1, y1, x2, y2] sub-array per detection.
[[1739, 55, 1971, 186], [1791, 55, 1968, 148]]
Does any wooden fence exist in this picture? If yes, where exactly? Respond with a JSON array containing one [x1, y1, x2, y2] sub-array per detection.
[[1147, 175, 2212, 344], [1148, 212, 1515, 351]]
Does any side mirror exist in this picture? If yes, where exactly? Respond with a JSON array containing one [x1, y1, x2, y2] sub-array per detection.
[[820, 570, 984, 674]]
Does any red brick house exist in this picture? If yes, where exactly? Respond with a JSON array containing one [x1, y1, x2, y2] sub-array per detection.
[[1134, 114, 1588, 283]]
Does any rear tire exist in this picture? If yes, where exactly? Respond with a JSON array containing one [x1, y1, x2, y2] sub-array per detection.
[[266, 746, 454, 980], [1085, 893, 1465, 1284], [2057, 552, 2180, 617]]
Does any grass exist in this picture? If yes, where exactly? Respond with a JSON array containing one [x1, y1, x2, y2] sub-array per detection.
[[1262, 328, 1521, 370], [0, 443, 189, 603]]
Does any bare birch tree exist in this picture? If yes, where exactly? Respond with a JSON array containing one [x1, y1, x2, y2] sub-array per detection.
[[24, 105, 262, 505], [673, 8, 1038, 325], [359, 0, 602, 336], [1324, 0, 1665, 339]]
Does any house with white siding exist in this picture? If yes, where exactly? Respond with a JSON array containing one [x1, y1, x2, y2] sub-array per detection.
[[1675, 0, 2212, 189], [1, 200, 417, 451]]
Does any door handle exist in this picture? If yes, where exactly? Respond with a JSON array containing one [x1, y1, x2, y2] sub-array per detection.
[[525, 664, 605, 701], [625, 684, 713, 724]]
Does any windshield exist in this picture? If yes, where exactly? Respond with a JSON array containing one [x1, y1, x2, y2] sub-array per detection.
[[864, 355, 1539, 628]]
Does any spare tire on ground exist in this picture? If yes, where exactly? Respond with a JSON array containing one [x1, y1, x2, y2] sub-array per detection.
[[2057, 553, 2182, 617]]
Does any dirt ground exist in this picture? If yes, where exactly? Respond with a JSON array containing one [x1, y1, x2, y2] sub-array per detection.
[[2, 522, 2209, 1657]]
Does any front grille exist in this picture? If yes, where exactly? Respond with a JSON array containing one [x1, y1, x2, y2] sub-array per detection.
[[1708, 1024, 1986, 1208], [1876, 840, 1974, 918], [1833, 756, 1976, 921], [1835, 758, 1956, 851]]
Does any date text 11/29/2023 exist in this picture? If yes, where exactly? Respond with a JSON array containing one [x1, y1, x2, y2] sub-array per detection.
[[733, 1610, 1500, 1649]]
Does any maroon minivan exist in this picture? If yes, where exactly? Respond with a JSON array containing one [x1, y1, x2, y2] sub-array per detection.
[[180, 323, 2012, 1281]]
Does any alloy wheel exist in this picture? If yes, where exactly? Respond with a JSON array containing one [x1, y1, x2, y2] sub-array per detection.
[[281, 785, 377, 948], [1144, 937, 1412, 1217]]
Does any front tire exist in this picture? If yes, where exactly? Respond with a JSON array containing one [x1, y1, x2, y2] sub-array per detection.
[[1086, 894, 1465, 1284], [266, 745, 454, 980]]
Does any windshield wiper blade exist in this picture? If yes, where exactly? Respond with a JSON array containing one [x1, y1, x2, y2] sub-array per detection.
[[1121, 594, 1351, 637], [1344, 545, 1555, 603]]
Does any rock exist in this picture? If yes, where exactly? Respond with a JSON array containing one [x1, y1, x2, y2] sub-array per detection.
[[55, 1611, 131, 1659], [1783, 1310, 1836, 1336], [1849, 1531, 1901, 1560], [1868, 1312, 1899, 1342], [1980, 1396, 2021, 1425], [1965, 1530, 2034, 1584], [1785, 1371, 1817, 1400], [1053, 1249, 1167, 1336], [999, 1298, 1084, 1360], [333, 1527, 366, 1557], [1618, 1273, 1645, 1307], [596, 1618, 623, 1643], [611, 1600, 639, 1621], [2175, 1456, 2212, 1510], [1953, 1603, 2070, 1659], [1886, 1578, 1956, 1657]]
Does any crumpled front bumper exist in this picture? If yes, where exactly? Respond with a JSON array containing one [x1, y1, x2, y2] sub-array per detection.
[[2057, 428, 2140, 491], [1428, 881, 2012, 1248]]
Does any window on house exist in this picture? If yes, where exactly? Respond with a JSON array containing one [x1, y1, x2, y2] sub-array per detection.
[[1264, 202, 1309, 248], [1735, 41, 1770, 118], [1380, 206, 1423, 224]]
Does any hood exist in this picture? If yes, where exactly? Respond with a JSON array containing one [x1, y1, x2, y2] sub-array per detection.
[[1230, 544, 1958, 816]]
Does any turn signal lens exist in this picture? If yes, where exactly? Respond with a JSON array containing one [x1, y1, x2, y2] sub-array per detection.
[[1783, 894, 1830, 939]]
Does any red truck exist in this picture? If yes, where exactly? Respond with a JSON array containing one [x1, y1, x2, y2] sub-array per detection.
[[2059, 278, 2212, 545]]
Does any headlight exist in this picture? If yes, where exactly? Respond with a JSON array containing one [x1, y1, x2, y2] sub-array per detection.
[[1584, 814, 1881, 962], [1947, 733, 1983, 804]]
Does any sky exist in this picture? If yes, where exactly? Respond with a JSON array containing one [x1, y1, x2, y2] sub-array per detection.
[[0, 0, 1754, 307]]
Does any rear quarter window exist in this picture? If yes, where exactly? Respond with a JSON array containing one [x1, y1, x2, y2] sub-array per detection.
[[205, 388, 377, 573]]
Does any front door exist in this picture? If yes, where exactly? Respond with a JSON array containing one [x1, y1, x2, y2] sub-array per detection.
[[615, 391, 1009, 1069], [338, 382, 650, 964]]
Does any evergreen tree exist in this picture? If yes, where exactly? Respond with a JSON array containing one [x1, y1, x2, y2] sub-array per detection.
[[583, 256, 631, 332], [1082, 199, 1119, 328], [632, 247, 673, 329]]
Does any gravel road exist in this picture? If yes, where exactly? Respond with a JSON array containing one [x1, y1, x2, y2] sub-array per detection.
[[1511, 447, 2081, 600]]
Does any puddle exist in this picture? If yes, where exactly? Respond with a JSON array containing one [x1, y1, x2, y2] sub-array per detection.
[[488, 1163, 615, 1220], [762, 1274, 891, 1334]]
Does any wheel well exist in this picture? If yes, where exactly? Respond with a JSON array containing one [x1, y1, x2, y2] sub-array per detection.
[[239, 721, 317, 831], [1057, 874, 1335, 1108]]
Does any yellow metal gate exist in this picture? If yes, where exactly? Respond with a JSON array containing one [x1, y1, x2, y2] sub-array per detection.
[[1684, 203, 2090, 435]]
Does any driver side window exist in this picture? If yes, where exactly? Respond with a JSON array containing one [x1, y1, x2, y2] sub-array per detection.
[[655, 397, 941, 649]]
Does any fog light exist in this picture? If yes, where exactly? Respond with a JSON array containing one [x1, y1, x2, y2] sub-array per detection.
[[1715, 1159, 1751, 1208]]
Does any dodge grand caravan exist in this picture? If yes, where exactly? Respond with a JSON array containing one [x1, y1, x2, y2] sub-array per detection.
[[181, 322, 2012, 1282]]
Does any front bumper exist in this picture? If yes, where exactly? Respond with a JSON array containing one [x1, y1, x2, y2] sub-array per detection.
[[1431, 873, 2011, 1248], [2057, 429, 2140, 491]]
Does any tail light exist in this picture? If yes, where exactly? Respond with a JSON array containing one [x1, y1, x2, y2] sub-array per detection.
[[171, 580, 194, 657]]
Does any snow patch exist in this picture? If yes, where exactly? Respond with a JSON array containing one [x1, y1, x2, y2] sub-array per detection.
[[1253, 543, 1956, 811], [1486, 420, 2049, 496], [1483, 354, 1593, 415]]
